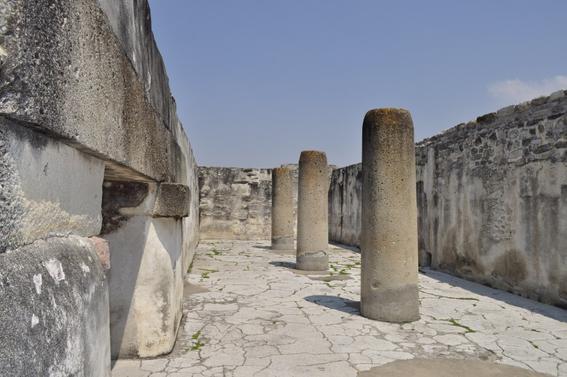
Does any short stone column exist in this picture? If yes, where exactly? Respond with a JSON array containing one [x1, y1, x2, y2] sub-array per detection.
[[296, 151, 329, 270], [271, 167, 295, 250], [360, 108, 420, 323]]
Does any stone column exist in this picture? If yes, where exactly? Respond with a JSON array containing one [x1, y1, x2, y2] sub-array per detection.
[[271, 167, 295, 250], [360, 108, 420, 323], [296, 151, 329, 270]]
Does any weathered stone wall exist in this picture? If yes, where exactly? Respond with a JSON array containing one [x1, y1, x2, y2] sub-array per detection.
[[199, 167, 274, 240], [198, 165, 337, 241], [0, 0, 199, 373], [328, 164, 362, 246], [328, 91, 567, 308]]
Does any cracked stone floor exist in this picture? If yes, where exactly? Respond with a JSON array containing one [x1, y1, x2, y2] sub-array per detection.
[[112, 240, 567, 377]]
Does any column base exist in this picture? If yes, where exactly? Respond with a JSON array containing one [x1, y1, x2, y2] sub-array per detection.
[[296, 251, 328, 271], [361, 284, 420, 323]]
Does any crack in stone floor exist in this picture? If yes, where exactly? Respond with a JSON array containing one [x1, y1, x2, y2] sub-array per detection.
[[112, 240, 567, 377]]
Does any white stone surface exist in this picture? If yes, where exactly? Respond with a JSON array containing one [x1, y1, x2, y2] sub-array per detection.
[[112, 241, 567, 377], [1, 122, 104, 251]]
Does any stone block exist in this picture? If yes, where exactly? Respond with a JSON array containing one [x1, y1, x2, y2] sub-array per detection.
[[105, 216, 183, 358], [0, 119, 105, 253], [153, 183, 191, 218], [0, 0, 185, 183], [0, 236, 110, 376]]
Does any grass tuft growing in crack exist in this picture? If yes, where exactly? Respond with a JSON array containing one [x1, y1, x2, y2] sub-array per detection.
[[200, 268, 218, 280], [189, 330, 205, 351], [446, 318, 476, 333]]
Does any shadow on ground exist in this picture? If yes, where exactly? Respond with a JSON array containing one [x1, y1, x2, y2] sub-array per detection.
[[304, 295, 360, 315], [422, 268, 567, 323], [270, 261, 331, 276], [270, 261, 296, 269], [329, 241, 360, 253], [253, 244, 272, 250]]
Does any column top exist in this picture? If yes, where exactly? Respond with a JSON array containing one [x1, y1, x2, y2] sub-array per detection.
[[299, 150, 327, 164]]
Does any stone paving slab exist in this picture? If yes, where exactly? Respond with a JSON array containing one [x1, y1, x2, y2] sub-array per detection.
[[112, 240, 567, 377]]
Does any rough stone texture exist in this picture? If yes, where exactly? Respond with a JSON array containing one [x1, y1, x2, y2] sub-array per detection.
[[199, 164, 339, 241], [0, 118, 105, 253], [199, 167, 273, 240], [0, 236, 110, 377], [328, 92, 567, 308], [153, 183, 191, 218], [96, 0, 177, 134], [0, 0, 195, 183], [174, 120, 200, 274], [297, 151, 330, 271], [90, 236, 111, 270], [271, 167, 295, 250], [0, 0, 200, 370], [360, 109, 419, 323], [329, 164, 362, 246], [112, 240, 567, 377]]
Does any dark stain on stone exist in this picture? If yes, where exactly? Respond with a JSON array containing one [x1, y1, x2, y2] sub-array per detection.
[[492, 249, 528, 286], [101, 181, 148, 234]]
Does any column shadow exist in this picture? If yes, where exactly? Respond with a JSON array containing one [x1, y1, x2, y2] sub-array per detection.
[[304, 295, 360, 315]]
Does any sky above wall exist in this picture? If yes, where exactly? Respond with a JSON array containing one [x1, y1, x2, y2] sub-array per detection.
[[148, 0, 567, 168]]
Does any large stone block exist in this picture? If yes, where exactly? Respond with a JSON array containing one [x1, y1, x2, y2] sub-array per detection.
[[0, 0, 184, 182], [101, 181, 185, 358], [153, 183, 191, 218], [0, 236, 110, 377], [0, 118, 104, 253], [105, 216, 183, 358]]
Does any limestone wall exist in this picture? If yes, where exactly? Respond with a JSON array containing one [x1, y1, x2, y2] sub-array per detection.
[[0, 0, 199, 373], [328, 164, 362, 247], [328, 91, 567, 308], [198, 164, 338, 241], [199, 167, 274, 240]]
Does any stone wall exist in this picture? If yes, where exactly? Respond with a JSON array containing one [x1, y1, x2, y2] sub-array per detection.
[[328, 164, 362, 247], [198, 164, 331, 241], [0, 0, 199, 374], [199, 167, 274, 240], [328, 91, 567, 308]]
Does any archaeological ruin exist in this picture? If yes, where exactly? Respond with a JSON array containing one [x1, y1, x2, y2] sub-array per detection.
[[0, 1, 566, 377]]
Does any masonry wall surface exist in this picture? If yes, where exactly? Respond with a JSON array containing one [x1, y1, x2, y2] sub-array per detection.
[[198, 167, 274, 240], [328, 164, 362, 247], [328, 92, 567, 308], [0, 0, 199, 373], [198, 165, 324, 240]]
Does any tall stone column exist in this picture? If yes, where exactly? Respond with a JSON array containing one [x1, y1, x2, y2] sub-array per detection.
[[296, 151, 329, 271], [360, 108, 420, 323], [271, 167, 295, 250]]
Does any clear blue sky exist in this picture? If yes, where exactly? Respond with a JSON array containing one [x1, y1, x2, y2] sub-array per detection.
[[148, 0, 567, 168]]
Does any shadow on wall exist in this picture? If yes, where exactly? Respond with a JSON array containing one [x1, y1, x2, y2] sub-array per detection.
[[106, 216, 146, 366], [102, 181, 184, 362], [106, 215, 183, 362]]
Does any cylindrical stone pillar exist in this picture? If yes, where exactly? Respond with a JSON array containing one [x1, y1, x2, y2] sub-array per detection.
[[296, 151, 329, 271], [360, 108, 420, 323], [271, 167, 295, 250]]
